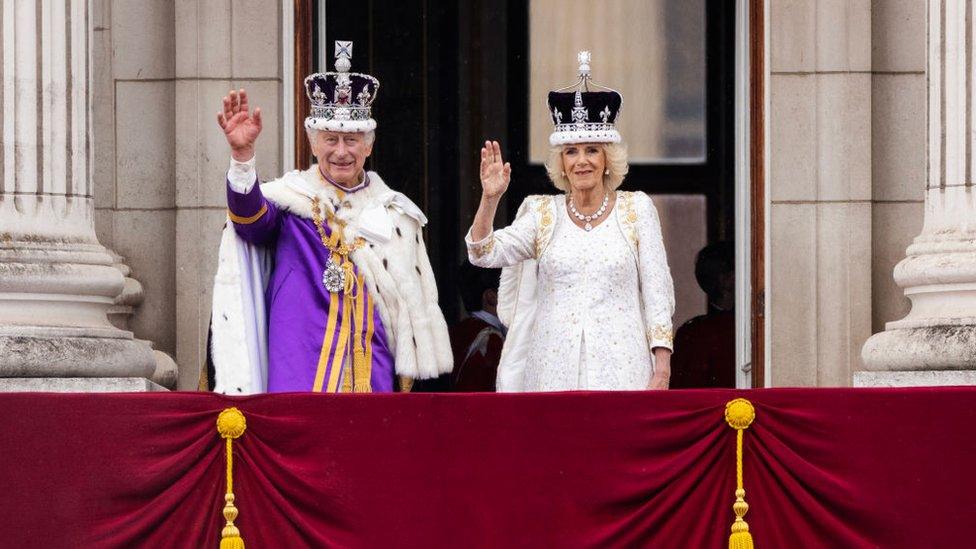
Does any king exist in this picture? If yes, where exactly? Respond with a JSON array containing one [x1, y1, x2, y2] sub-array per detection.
[[209, 41, 452, 394]]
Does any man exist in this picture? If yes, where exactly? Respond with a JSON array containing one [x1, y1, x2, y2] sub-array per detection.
[[670, 241, 735, 388], [450, 261, 504, 392], [209, 41, 451, 394]]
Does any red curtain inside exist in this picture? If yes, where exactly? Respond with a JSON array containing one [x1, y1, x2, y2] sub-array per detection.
[[1, 388, 974, 548]]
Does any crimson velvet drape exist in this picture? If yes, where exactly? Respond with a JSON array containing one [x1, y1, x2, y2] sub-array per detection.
[[0, 388, 973, 548]]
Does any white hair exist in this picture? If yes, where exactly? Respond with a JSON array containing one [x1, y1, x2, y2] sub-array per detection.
[[305, 127, 376, 146], [544, 142, 629, 191]]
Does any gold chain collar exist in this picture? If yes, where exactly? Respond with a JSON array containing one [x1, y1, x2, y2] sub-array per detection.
[[310, 196, 367, 257]]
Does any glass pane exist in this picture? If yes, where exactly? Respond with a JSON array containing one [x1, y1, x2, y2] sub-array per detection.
[[529, 0, 706, 164]]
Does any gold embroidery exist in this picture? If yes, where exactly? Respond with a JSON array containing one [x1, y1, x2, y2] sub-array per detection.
[[618, 192, 639, 247], [472, 235, 495, 258], [648, 324, 673, 347], [535, 196, 554, 256], [227, 204, 268, 225]]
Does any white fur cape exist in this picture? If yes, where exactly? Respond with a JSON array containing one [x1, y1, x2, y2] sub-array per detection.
[[211, 167, 453, 394]]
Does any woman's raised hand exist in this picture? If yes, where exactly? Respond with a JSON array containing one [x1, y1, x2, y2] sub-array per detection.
[[217, 89, 263, 161], [480, 140, 511, 199]]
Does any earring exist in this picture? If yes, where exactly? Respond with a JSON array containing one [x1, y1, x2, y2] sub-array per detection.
[[604, 169, 610, 175], [561, 171, 566, 177]]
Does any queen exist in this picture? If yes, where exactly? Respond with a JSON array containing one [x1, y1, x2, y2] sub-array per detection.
[[465, 52, 675, 392]]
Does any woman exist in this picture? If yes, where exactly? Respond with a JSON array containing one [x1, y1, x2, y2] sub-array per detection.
[[465, 52, 675, 392]]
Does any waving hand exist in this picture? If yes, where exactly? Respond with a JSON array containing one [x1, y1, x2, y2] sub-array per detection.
[[217, 89, 263, 161], [480, 141, 511, 199]]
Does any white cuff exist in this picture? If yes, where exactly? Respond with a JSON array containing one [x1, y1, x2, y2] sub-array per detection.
[[465, 228, 495, 260], [227, 155, 257, 193]]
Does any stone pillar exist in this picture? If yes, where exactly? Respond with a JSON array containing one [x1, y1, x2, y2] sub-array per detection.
[[0, 0, 156, 389], [768, 0, 873, 386], [859, 0, 976, 386]]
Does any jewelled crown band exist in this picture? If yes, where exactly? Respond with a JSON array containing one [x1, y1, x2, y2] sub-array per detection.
[[548, 51, 623, 146], [304, 41, 379, 133]]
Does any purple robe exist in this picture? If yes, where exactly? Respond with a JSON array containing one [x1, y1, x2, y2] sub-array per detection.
[[227, 178, 395, 392]]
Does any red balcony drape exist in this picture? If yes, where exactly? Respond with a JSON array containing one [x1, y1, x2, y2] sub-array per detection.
[[0, 388, 973, 548]]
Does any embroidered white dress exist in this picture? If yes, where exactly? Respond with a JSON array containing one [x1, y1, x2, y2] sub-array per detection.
[[466, 191, 675, 392]]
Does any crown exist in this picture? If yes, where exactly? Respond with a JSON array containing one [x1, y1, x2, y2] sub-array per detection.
[[304, 41, 379, 133], [547, 51, 622, 146]]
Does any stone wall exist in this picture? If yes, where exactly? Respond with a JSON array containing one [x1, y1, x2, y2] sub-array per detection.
[[92, 0, 283, 389], [93, 0, 177, 364], [869, 0, 926, 340], [768, 0, 873, 386], [767, 0, 928, 386]]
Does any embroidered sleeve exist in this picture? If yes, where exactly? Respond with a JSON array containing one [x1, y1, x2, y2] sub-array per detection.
[[465, 196, 541, 268], [634, 192, 675, 351]]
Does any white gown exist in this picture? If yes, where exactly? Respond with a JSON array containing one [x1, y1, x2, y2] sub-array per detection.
[[466, 191, 675, 392]]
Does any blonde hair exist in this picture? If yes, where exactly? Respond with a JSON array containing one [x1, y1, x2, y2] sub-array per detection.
[[544, 142, 629, 192]]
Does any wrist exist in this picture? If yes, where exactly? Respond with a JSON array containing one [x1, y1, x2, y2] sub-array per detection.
[[480, 194, 502, 207], [231, 147, 255, 162]]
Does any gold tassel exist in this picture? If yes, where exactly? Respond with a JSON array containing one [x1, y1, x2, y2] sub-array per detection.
[[352, 275, 371, 392], [338, 262, 357, 391], [340, 356, 354, 393], [339, 287, 354, 393], [216, 408, 247, 549], [399, 375, 414, 393], [725, 398, 756, 549], [353, 348, 371, 392], [341, 261, 355, 294]]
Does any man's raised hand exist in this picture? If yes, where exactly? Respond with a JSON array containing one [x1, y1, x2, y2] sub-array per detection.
[[217, 89, 263, 161]]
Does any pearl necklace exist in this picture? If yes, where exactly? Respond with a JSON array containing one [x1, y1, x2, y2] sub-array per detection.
[[569, 192, 610, 231]]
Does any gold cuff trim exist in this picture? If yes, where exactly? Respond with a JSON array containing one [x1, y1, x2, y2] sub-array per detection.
[[228, 204, 268, 225], [648, 324, 673, 347], [471, 235, 495, 258]]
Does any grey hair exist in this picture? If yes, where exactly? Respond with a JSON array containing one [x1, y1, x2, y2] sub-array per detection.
[[305, 127, 376, 146], [544, 142, 629, 192]]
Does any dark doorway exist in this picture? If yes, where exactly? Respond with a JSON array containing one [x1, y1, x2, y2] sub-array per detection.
[[304, 0, 463, 321]]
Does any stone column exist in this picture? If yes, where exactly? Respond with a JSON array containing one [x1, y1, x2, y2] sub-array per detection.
[[0, 0, 157, 390], [860, 0, 976, 386]]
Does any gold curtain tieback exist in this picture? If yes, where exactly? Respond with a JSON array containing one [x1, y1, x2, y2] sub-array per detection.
[[216, 408, 247, 548], [725, 398, 756, 549]]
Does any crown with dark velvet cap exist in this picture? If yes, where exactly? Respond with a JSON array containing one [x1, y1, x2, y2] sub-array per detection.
[[304, 41, 379, 133], [547, 51, 622, 146]]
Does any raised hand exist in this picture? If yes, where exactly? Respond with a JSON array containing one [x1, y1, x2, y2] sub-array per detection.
[[217, 89, 263, 161], [479, 140, 511, 199]]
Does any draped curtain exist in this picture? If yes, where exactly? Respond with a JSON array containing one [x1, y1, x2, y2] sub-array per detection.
[[1, 388, 973, 548]]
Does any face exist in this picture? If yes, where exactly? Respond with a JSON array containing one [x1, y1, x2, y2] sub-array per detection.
[[561, 143, 606, 192], [311, 131, 373, 185]]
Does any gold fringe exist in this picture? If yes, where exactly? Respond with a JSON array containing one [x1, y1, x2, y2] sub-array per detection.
[[725, 398, 756, 549], [340, 353, 353, 393], [216, 408, 247, 548], [399, 375, 414, 393], [352, 274, 371, 392], [340, 294, 353, 394]]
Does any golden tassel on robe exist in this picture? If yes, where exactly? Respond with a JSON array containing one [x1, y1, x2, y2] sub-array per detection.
[[352, 274, 371, 392], [340, 291, 354, 393], [216, 408, 247, 549], [725, 398, 756, 549]]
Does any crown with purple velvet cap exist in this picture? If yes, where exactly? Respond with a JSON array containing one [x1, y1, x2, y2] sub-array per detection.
[[547, 51, 623, 146], [304, 41, 379, 133]]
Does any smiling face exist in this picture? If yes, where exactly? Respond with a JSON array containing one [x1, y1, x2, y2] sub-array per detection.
[[310, 130, 373, 186], [561, 143, 607, 193]]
